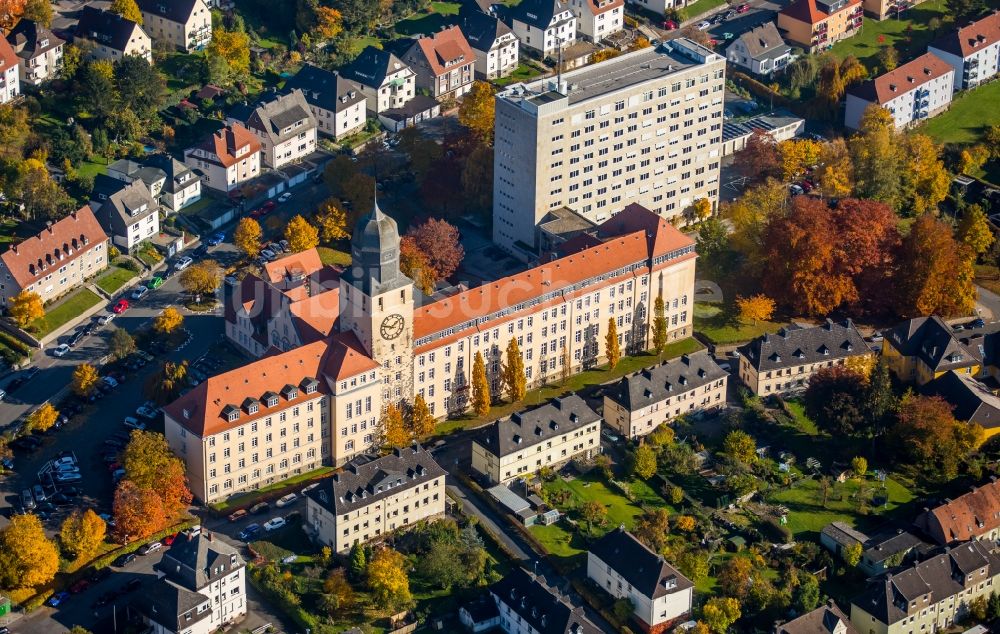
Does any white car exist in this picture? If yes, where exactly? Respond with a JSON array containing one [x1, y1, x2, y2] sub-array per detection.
[[53, 463, 80, 473], [52, 344, 71, 357], [131, 286, 149, 301], [275, 493, 298, 508], [277, 192, 292, 203], [52, 457, 76, 468], [260, 249, 276, 261], [697, 20, 711, 29], [263, 517, 287, 532], [136, 406, 158, 419], [55, 472, 82, 483], [124, 417, 146, 430], [102, 376, 119, 388], [175, 256, 194, 271], [98, 313, 115, 326], [300, 483, 319, 496], [138, 541, 162, 555]]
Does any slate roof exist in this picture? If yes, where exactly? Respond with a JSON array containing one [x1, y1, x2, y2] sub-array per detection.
[[777, 601, 858, 634], [75, 6, 144, 52], [473, 395, 600, 458], [731, 22, 789, 59], [821, 521, 868, 548], [929, 10, 1000, 59], [283, 64, 366, 114], [862, 531, 925, 565], [461, 9, 512, 52], [851, 541, 1000, 625], [145, 154, 200, 195], [158, 531, 246, 591], [737, 319, 869, 373], [490, 567, 604, 634], [926, 370, 1000, 429], [6, 19, 64, 61], [883, 316, 980, 374], [305, 445, 446, 515], [241, 89, 316, 145], [507, 0, 572, 30], [137, 0, 202, 24], [94, 179, 158, 238], [847, 52, 953, 104], [588, 527, 693, 600], [915, 479, 1000, 544], [132, 577, 212, 631], [0, 207, 108, 289], [605, 351, 727, 412], [342, 46, 412, 88]]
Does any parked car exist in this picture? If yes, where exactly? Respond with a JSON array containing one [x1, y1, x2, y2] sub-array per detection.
[[138, 541, 162, 555], [55, 471, 82, 483], [131, 286, 149, 301], [238, 523, 262, 541], [69, 330, 86, 347], [789, 184, 804, 195], [279, 239, 290, 252], [972, 318, 986, 329], [113, 299, 130, 314], [136, 405, 158, 419], [263, 517, 287, 532], [147, 276, 164, 290], [278, 192, 292, 203], [260, 249, 276, 261], [175, 256, 194, 271], [98, 313, 116, 326], [249, 502, 270, 515], [275, 493, 298, 508], [52, 343, 71, 357], [206, 231, 226, 246], [20, 488, 35, 510], [46, 591, 70, 607], [661, 19, 677, 29], [102, 376, 119, 389], [736, 2, 750, 11], [89, 567, 112, 584], [228, 509, 248, 522], [124, 417, 146, 430], [113, 552, 137, 567], [70, 578, 92, 594], [300, 482, 319, 496], [697, 20, 711, 29]]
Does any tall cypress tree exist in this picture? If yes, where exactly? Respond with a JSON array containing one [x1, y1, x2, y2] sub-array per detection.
[[606, 318, 621, 370], [652, 295, 668, 357], [501, 338, 527, 402], [472, 351, 491, 417]]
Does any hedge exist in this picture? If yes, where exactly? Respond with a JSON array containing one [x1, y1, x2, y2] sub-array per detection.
[[247, 564, 322, 632], [0, 330, 31, 355]]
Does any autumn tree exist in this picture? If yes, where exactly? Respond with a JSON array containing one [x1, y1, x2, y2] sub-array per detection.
[[696, 215, 729, 277], [471, 351, 491, 416], [501, 337, 526, 403], [675, 515, 696, 532], [851, 456, 868, 478], [737, 130, 780, 182], [605, 318, 621, 369], [843, 541, 863, 566], [723, 430, 756, 464], [8, 289, 43, 329], [122, 430, 192, 516], [778, 138, 823, 181], [877, 45, 898, 71], [113, 479, 167, 542], [400, 236, 436, 295], [22, 0, 50, 27], [958, 204, 995, 257], [367, 548, 412, 611], [409, 393, 435, 437], [207, 28, 251, 78], [109, 0, 142, 24], [892, 394, 983, 482], [632, 445, 657, 480], [652, 295, 668, 356], [26, 402, 59, 433], [895, 214, 976, 318], [959, 144, 991, 174], [405, 218, 464, 281], [314, 198, 349, 243], [817, 138, 854, 198], [285, 214, 320, 253], [725, 180, 788, 273], [702, 597, 741, 634], [901, 134, 950, 216], [458, 81, 496, 145], [145, 360, 188, 405], [804, 366, 868, 436], [633, 508, 670, 551], [59, 509, 107, 561], [109, 328, 136, 360], [72, 363, 100, 396], [580, 500, 608, 531], [153, 306, 184, 334], [828, 198, 901, 315], [234, 217, 262, 258], [383, 402, 409, 448], [313, 5, 343, 39], [691, 197, 712, 221], [179, 259, 222, 299], [0, 513, 59, 588], [849, 105, 903, 209], [735, 294, 775, 325], [718, 556, 753, 600]]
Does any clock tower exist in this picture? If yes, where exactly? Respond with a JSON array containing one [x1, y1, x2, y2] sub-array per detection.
[[339, 195, 414, 405]]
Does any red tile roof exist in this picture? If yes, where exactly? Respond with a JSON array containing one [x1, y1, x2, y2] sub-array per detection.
[[931, 10, 1000, 58], [0, 33, 18, 74], [848, 52, 953, 104], [413, 26, 475, 77], [583, 0, 624, 16], [0, 206, 108, 290], [289, 288, 340, 343], [917, 479, 1000, 544], [198, 124, 261, 168], [264, 248, 324, 284], [779, 0, 860, 24]]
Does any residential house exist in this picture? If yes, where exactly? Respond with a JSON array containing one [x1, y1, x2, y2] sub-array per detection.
[[725, 22, 792, 76], [568, 0, 623, 43], [777, 601, 859, 634], [507, 0, 577, 57], [849, 540, 1000, 634], [304, 445, 447, 552], [283, 64, 366, 140], [341, 46, 416, 114], [914, 479, 1000, 545], [603, 351, 728, 440], [629, 0, 688, 18], [926, 370, 1000, 436], [402, 26, 476, 100], [587, 527, 693, 631], [137, 0, 212, 52], [0, 32, 19, 103], [146, 154, 202, 212], [0, 207, 108, 307], [459, 598, 501, 633], [491, 567, 603, 634], [461, 9, 519, 79], [74, 6, 151, 63], [134, 531, 247, 634], [777, 0, 863, 53], [859, 531, 925, 577], [470, 395, 601, 484], [881, 316, 981, 386], [821, 521, 868, 562], [92, 179, 160, 252], [6, 19, 63, 87], [184, 124, 262, 193], [107, 158, 167, 199], [861, 0, 931, 20], [844, 52, 954, 130], [737, 319, 872, 396], [928, 11, 1000, 91], [228, 89, 317, 169]]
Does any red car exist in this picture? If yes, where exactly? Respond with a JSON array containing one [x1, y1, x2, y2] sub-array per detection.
[[736, 2, 750, 11], [112, 299, 129, 314], [162, 533, 177, 546], [662, 19, 677, 29], [69, 579, 91, 594]]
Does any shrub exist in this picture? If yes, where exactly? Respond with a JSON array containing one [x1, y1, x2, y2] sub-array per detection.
[[117, 258, 140, 272], [761, 516, 793, 544]]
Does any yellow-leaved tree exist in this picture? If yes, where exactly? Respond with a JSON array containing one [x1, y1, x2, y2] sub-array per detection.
[[501, 337, 526, 403], [367, 548, 412, 611], [458, 81, 496, 145], [109, 0, 142, 23], [314, 198, 350, 243], [26, 402, 59, 432], [208, 28, 250, 76], [605, 318, 620, 370], [383, 402, 409, 448], [471, 351, 491, 417], [72, 363, 100, 397], [735, 294, 775, 325], [154, 306, 184, 334], [958, 204, 995, 257], [59, 509, 107, 562], [8, 289, 43, 329], [234, 217, 262, 259], [409, 393, 435, 437], [0, 513, 59, 588], [285, 214, 320, 253]]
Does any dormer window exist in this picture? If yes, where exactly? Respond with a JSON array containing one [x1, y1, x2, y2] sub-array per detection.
[[222, 405, 240, 422], [301, 378, 319, 394], [242, 397, 259, 414], [281, 385, 298, 400], [263, 391, 279, 407]]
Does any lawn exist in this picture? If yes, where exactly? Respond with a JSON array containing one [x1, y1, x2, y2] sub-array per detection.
[[783, 398, 820, 435], [921, 80, 1000, 146], [77, 159, 109, 180], [135, 245, 163, 267], [976, 264, 1000, 296], [395, 1, 462, 35], [681, 0, 731, 18], [346, 34, 384, 56], [0, 217, 18, 244], [436, 338, 704, 435], [829, 0, 948, 70], [95, 266, 135, 295], [31, 288, 102, 337], [493, 63, 544, 87], [693, 301, 785, 345], [208, 466, 334, 513], [316, 246, 351, 267]]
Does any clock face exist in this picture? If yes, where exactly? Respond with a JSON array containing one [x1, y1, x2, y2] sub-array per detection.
[[381, 313, 405, 340]]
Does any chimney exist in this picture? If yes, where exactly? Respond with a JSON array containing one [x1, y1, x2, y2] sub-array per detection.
[[206, 531, 213, 541]]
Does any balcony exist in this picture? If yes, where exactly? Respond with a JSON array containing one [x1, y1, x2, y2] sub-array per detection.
[[814, 23, 828, 33], [915, 88, 929, 98]]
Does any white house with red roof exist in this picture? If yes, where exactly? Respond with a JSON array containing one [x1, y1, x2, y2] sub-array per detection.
[[568, 0, 623, 43], [402, 26, 476, 100], [844, 52, 954, 130], [0, 32, 21, 103], [183, 124, 261, 193], [928, 10, 1000, 91]]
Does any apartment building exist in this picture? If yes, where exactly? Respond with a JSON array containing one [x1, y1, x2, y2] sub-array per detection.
[[0, 32, 19, 104], [849, 540, 1000, 634], [228, 89, 317, 169], [568, 0, 624, 43], [92, 179, 160, 252], [629, 0, 689, 17], [402, 26, 476, 100], [928, 11, 1000, 91], [0, 207, 108, 307], [461, 9, 520, 79], [603, 351, 728, 440], [135, 532, 247, 634], [881, 316, 981, 386], [283, 64, 367, 140], [587, 527, 693, 631], [341, 46, 416, 114], [737, 319, 871, 396], [490, 567, 604, 634], [492, 39, 725, 256], [845, 52, 954, 130], [778, 602, 858, 634], [777, 0, 863, 52], [471, 395, 601, 484], [6, 19, 63, 87], [137, 0, 212, 52], [184, 124, 261, 193], [914, 479, 1000, 546], [507, 0, 577, 57], [75, 6, 152, 63], [304, 445, 447, 552]]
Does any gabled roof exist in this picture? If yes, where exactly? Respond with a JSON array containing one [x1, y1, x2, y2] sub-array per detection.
[[95, 179, 158, 236], [75, 6, 145, 52], [737, 319, 869, 372], [461, 10, 512, 52], [926, 370, 1000, 429], [305, 445, 446, 514], [821, 521, 869, 548], [145, 154, 199, 195], [732, 22, 789, 59], [779, 0, 860, 24], [264, 248, 325, 285], [847, 52, 953, 104], [862, 530, 925, 565], [241, 89, 316, 145], [407, 26, 475, 77], [132, 577, 212, 631], [0, 29, 18, 74], [159, 531, 245, 590], [915, 479, 1000, 544], [777, 601, 858, 634], [136, 0, 204, 24], [288, 288, 341, 344], [0, 207, 108, 289], [490, 567, 603, 634], [883, 316, 980, 373], [929, 10, 1000, 59], [190, 123, 261, 168], [507, 0, 572, 30], [588, 527, 693, 600], [474, 395, 600, 458], [283, 64, 366, 114], [6, 19, 64, 61], [605, 351, 727, 411], [579, 0, 624, 17], [342, 46, 412, 88]]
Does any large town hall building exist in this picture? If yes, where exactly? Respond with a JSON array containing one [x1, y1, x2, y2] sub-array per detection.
[[165, 200, 696, 503]]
